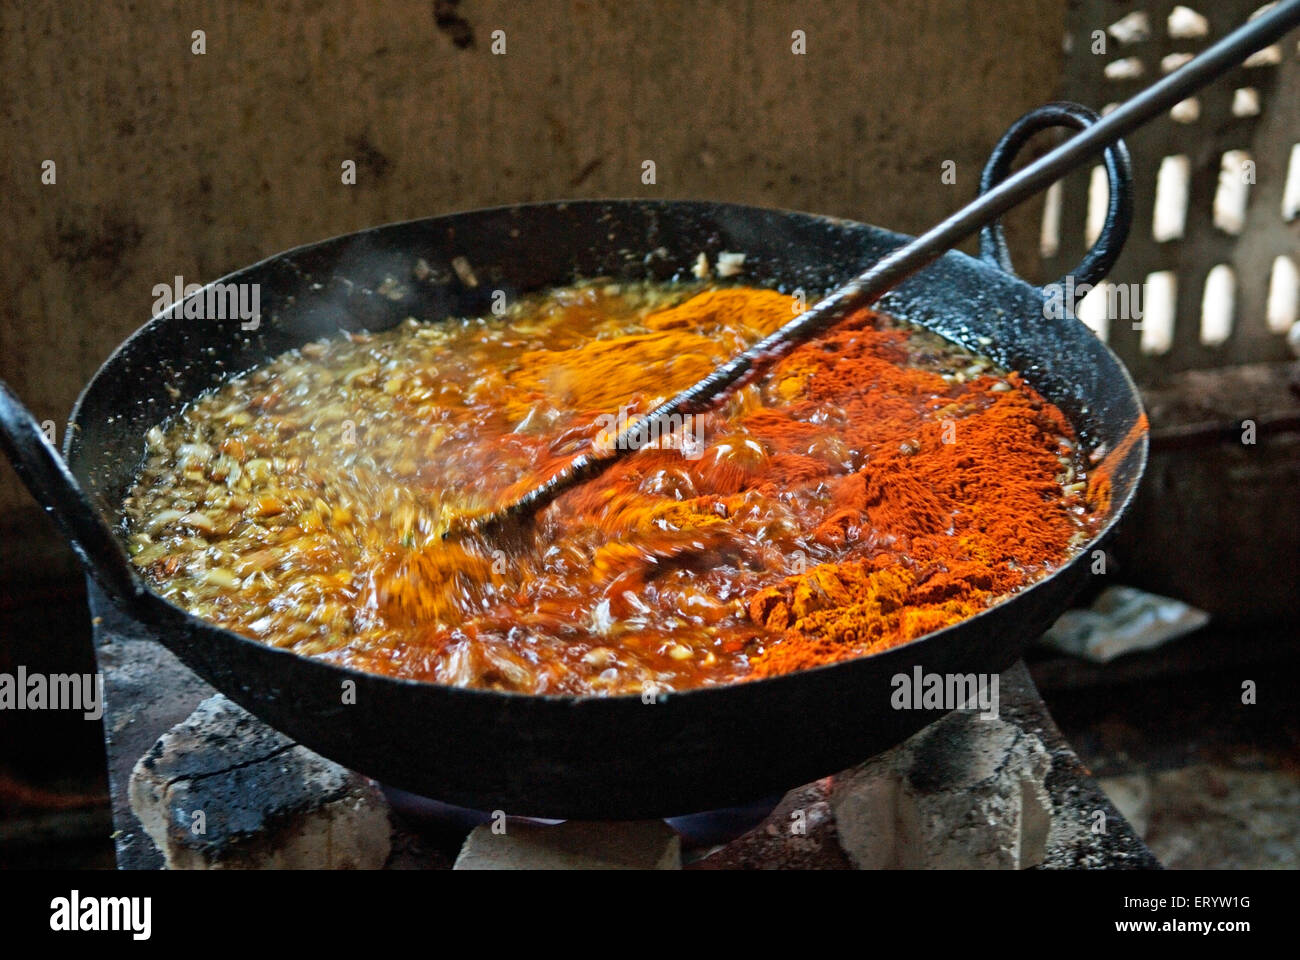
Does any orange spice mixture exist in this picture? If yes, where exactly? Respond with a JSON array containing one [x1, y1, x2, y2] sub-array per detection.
[[123, 283, 1099, 694]]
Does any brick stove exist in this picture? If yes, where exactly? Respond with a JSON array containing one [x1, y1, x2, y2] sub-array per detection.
[[92, 585, 1157, 870]]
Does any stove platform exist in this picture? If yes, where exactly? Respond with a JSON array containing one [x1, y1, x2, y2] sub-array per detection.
[[91, 584, 1157, 870]]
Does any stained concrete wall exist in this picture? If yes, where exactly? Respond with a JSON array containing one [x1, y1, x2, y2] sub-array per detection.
[[0, 0, 1066, 545]]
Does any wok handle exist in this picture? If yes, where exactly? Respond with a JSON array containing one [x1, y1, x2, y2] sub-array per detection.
[[0, 378, 149, 613], [978, 101, 1134, 293]]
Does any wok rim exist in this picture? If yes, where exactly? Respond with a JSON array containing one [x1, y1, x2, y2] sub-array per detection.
[[66, 197, 1149, 705]]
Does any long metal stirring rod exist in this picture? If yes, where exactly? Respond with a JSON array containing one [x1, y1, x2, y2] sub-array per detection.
[[455, 0, 1300, 537]]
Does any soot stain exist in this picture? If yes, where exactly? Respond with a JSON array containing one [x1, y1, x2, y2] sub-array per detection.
[[906, 715, 976, 793], [345, 134, 391, 182], [432, 0, 475, 49], [53, 213, 144, 282]]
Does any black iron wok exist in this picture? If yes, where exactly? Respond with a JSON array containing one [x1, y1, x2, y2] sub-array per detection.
[[0, 105, 1147, 818]]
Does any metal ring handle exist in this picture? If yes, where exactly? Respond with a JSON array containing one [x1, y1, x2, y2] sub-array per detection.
[[978, 101, 1134, 291], [0, 378, 147, 612]]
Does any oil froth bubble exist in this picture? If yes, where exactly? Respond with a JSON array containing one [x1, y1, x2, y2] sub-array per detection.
[[691, 435, 769, 493], [639, 467, 698, 500]]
